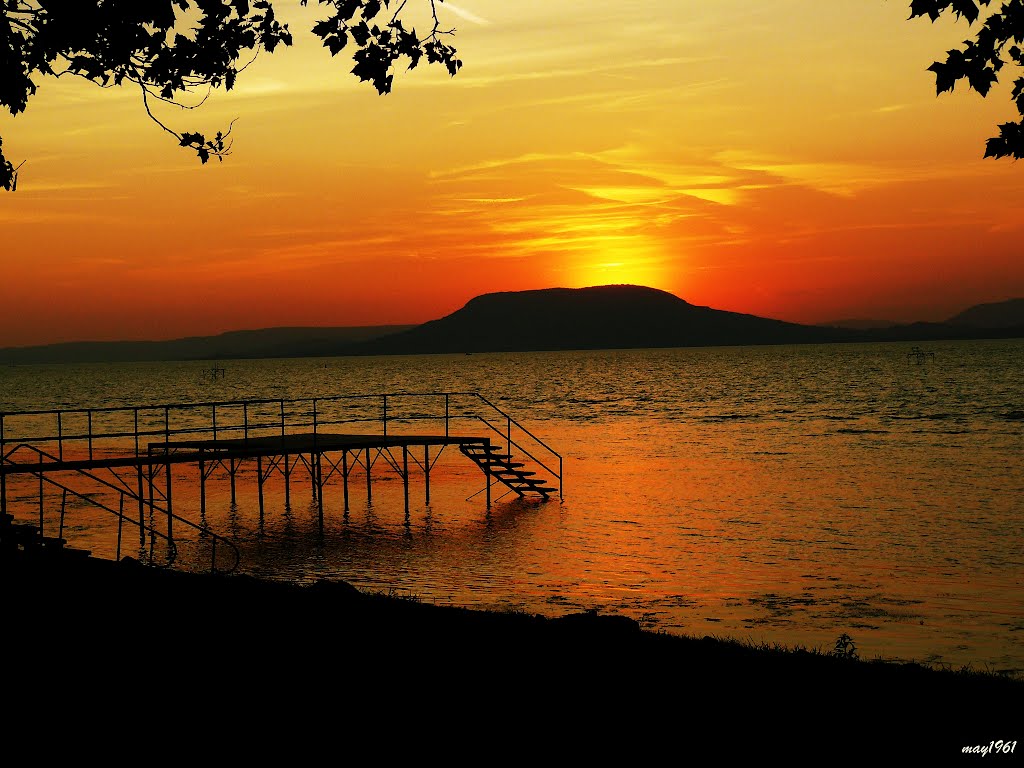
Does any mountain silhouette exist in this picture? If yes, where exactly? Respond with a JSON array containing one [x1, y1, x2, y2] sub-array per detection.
[[2, 288, 1022, 365], [946, 298, 1024, 328], [0, 325, 414, 365], [345, 285, 853, 355]]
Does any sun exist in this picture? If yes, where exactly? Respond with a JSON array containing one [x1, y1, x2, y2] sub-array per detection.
[[568, 247, 672, 291]]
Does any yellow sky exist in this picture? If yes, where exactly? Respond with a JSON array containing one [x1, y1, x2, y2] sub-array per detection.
[[2, 1, 1022, 345]]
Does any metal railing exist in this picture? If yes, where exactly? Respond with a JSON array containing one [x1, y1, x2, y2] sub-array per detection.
[[3, 442, 239, 573]]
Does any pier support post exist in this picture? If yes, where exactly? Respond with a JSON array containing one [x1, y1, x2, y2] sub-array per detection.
[[136, 463, 145, 547], [403, 445, 409, 517], [284, 453, 291, 507], [342, 450, 349, 512], [257, 455, 265, 527], [315, 452, 324, 536], [366, 447, 372, 504], [424, 446, 430, 505], [229, 458, 237, 504]]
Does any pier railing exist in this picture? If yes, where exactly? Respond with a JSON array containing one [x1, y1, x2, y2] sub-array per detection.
[[1, 391, 562, 491], [3, 441, 240, 573]]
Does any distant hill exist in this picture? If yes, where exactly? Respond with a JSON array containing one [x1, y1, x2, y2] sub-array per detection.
[[820, 318, 900, 331], [0, 325, 415, 365], [4, 289, 1022, 365], [344, 285, 856, 355], [946, 298, 1024, 328]]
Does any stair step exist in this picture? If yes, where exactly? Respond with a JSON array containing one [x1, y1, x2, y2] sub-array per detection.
[[4, 523, 42, 544], [503, 476, 551, 487], [462, 449, 510, 459]]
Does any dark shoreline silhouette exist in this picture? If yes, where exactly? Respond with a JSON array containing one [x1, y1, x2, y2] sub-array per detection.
[[2, 287, 1021, 364], [5, 547, 1019, 757]]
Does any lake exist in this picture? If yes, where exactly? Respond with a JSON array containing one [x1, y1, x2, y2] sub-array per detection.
[[2, 338, 1022, 676]]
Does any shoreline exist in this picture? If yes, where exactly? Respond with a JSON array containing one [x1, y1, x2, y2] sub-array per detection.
[[6, 550, 1020, 757]]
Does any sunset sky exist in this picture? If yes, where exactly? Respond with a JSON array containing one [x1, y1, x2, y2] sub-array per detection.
[[2, 0, 1023, 347]]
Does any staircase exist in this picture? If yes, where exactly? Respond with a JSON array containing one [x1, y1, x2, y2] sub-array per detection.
[[459, 443, 558, 499], [1, 512, 93, 560], [2, 443, 238, 573]]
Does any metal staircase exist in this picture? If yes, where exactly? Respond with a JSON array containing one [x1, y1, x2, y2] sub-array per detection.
[[2, 442, 238, 573], [460, 442, 558, 498]]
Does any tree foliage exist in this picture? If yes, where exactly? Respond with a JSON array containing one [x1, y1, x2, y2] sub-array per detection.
[[0, 0, 462, 190], [2, 3, 1022, 192], [910, 0, 1024, 159]]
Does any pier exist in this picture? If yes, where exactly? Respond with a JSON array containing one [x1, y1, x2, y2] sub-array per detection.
[[1, 392, 562, 573]]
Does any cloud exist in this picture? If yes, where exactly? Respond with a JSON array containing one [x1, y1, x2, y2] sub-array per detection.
[[441, 3, 490, 26]]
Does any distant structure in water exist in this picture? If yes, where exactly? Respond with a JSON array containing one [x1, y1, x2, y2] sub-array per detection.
[[204, 366, 227, 381], [907, 346, 936, 364]]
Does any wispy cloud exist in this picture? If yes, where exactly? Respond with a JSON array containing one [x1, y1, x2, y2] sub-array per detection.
[[441, 2, 490, 26]]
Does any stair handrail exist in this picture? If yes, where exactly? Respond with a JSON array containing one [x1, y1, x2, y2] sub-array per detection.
[[469, 413, 561, 486], [457, 392, 561, 493], [3, 442, 239, 573], [462, 392, 562, 461], [28, 469, 179, 568]]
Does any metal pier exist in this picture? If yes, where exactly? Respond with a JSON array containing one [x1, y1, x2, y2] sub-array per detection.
[[1, 392, 562, 572]]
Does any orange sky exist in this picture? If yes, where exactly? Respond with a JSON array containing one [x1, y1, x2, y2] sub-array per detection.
[[2, 1, 1023, 346]]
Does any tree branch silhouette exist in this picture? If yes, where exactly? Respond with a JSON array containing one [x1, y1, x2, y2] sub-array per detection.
[[0, 0, 461, 190], [910, 0, 1024, 159]]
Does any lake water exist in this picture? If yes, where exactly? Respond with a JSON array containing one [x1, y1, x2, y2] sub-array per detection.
[[2, 339, 1022, 676]]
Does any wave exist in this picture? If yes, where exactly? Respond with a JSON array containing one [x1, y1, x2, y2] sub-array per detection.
[[700, 413, 763, 421]]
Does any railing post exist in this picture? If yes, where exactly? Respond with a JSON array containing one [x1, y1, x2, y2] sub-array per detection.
[[444, 393, 449, 438], [133, 408, 139, 458], [212, 403, 218, 441], [243, 403, 249, 446], [507, 415, 511, 454], [88, 409, 94, 460], [383, 394, 388, 437], [280, 399, 286, 438], [57, 411, 63, 461], [163, 406, 170, 448]]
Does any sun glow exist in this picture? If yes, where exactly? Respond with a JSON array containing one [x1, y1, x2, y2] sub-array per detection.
[[568, 244, 673, 292], [2, 1, 1023, 347]]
